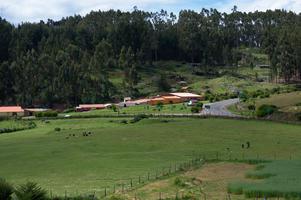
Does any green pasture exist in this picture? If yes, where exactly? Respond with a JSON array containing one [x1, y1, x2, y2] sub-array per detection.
[[229, 160, 301, 198], [61, 103, 198, 117], [1, 118, 301, 197], [0, 120, 31, 129]]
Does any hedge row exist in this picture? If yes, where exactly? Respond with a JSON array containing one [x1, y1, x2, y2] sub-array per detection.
[[0, 121, 36, 134]]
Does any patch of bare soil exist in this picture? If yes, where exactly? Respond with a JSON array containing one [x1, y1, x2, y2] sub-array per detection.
[[185, 162, 255, 199]]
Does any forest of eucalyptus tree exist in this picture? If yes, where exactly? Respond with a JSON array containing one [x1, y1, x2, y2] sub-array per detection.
[[0, 8, 300, 106]]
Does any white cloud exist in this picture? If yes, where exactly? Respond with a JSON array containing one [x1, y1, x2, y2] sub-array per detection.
[[0, 0, 179, 23], [0, 0, 300, 24], [215, 0, 301, 13]]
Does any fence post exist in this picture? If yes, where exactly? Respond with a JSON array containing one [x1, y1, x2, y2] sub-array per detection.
[[148, 172, 150, 181], [104, 187, 107, 197], [139, 176, 141, 184], [130, 178, 133, 188]]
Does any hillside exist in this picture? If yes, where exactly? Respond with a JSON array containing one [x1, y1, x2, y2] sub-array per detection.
[[0, 9, 300, 107]]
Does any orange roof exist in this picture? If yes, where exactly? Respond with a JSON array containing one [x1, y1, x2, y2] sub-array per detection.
[[0, 106, 24, 113], [150, 97, 165, 101]]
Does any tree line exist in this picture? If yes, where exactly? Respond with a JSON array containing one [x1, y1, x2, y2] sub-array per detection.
[[0, 7, 300, 106]]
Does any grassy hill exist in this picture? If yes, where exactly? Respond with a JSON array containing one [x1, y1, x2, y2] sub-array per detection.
[[229, 91, 301, 121]]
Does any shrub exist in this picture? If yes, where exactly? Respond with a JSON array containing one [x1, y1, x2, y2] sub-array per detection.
[[247, 104, 256, 111], [63, 108, 75, 113], [174, 177, 186, 187], [0, 121, 36, 134], [35, 111, 58, 118], [156, 102, 163, 111], [15, 182, 48, 200], [54, 127, 61, 132], [256, 104, 278, 117], [295, 102, 301, 106], [120, 120, 128, 124], [0, 178, 14, 200], [110, 104, 119, 112], [130, 114, 148, 123], [191, 106, 200, 113], [295, 113, 301, 121]]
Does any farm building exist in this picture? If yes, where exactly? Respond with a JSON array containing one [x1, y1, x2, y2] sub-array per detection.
[[148, 96, 182, 105], [24, 108, 49, 116], [169, 92, 203, 101], [118, 98, 150, 107], [76, 104, 111, 112], [0, 106, 24, 117]]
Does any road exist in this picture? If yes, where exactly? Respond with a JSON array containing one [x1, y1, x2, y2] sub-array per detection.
[[200, 98, 240, 117]]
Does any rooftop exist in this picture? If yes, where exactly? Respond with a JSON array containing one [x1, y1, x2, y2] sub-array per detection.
[[170, 92, 201, 98], [0, 106, 24, 113]]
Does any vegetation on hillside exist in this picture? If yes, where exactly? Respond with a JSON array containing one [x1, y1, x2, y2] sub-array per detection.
[[0, 8, 300, 106]]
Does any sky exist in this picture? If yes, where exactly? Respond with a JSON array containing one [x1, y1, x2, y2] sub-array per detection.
[[0, 0, 300, 24]]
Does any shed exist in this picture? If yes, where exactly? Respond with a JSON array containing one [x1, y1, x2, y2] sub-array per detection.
[[24, 108, 49, 116]]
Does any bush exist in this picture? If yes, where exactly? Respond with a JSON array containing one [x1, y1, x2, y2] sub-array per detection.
[[35, 111, 58, 118], [0, 178, 14, 200], [130, 114, 148, 123], [191, 106, 200, 113], [15, 182, 48, 200], [256, 104, 278, 117], [0, 121, 36, 134], [54, 127, 61, 132], [295, 102, 301, 106], [247, 104, 256, 111], [63, 108, 75, 113], [296, 113, 301, 121], [174, 177, 186, 187]]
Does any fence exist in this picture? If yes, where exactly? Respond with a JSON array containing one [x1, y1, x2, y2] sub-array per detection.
[[45, 150, 293, 200]]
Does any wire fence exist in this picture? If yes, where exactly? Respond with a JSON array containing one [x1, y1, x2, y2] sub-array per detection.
[[45, 150, 294, 200]]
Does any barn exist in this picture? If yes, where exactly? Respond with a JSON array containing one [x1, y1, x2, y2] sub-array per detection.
[[0, 106, 25, 117]]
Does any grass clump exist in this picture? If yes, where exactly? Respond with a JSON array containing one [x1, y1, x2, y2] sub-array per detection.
[[130, 114, 149, 123], [15, 182, 48, 200], [256, 104, 278, 117], [0, 178, 14, 200]]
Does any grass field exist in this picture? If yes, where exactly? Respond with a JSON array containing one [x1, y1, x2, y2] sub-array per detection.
[[228, 160, 301, 198], [60, 103, 200, 117], [1, 118, 301, 197]]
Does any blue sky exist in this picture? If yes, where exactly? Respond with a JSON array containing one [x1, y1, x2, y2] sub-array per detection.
[[0, 0, 300, 24]]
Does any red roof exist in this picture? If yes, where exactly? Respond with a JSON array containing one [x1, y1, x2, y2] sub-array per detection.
[[0, 106, 24, 113]]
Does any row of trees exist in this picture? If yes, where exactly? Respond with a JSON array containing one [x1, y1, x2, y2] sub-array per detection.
[[0, 8, 300, 106]]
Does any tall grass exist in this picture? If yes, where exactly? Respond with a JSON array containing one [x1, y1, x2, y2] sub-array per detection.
[[228, 160, 301, 199]]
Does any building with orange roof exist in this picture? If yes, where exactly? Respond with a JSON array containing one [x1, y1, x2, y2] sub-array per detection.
[[0, 106, 24, 117]]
